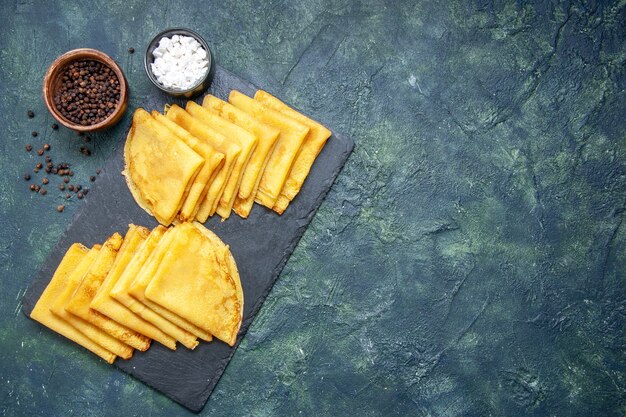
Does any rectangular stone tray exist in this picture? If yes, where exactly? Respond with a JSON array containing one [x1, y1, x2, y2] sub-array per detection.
[[21, 66, 354, 413]]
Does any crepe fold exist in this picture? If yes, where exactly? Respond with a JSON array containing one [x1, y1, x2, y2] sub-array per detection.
[[202, 95, 280, 218], [31, 218, 244, 365], [90, 225, 177, 349], [145, 222, 243, 346], [129, 226, 211, 342], [50, 245, 134, 359], [30, 244, 117, 364], [109, 226, 201, 349], [123, 108, 205, 226], [254, 90, 332, 214], [185, 101, 258, 220], [151, 112, 225, 223], [228, 91, 309, 210], [65, 233, 151, 351], [165, 105, 241, 221]]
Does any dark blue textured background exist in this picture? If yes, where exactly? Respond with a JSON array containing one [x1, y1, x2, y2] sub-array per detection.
[[1, 0, 624, 415]]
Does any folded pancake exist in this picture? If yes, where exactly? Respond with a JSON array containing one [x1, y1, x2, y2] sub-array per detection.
[[145, 222, 242, 346], [30, 243, 116, 364], [165, 105, 241, 221], [128, 227, 209, 344], [140, 298, 211, 343], [191, 222, 244, 326], [50, 245, 134, 359], [90, 225, 176, 349], [128, 223, 213, 342], [151, 112, 225, 222], [109, 226, 193, 349], [254, 90, 332, 214], [65, 233, 151, 351], [185, 101, 258, 220], [202, 95, 280, 218], [123, 108, 205, 226], [229, 91, 309, 210]]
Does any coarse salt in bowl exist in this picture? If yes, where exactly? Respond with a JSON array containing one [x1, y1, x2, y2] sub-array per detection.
[[145, 28, 214, 98]]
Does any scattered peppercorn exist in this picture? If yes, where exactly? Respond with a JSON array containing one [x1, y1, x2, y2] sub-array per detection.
[[25, 144, 32, 152], [45, 155, 51, 162], [96, 169, 102, 175], [44, 143, 50, 151], [53, 60, 121, 126], [36, 162, 43, 169], [37, 149, 44, 156], [31, 131, 38, 137], [33, 185, 40, 192], [52, 123, 59, 130], [68, 170, 74, 176], [42, 178, 49, 185], [77, 192, 84, 199], [68, 184, 74, 191], [46, 162, 53, 169], [90, 175, 96, 182], [30, 184, 36, 191], [57, 205, 64, 212], [33, 168, 39, 173], [82, 188, 89, 195], [24, 174, 31, 181], [39, 188, 47, 195], [27, 110, 35, 118], [59, 184, 65, 191], [63, 177, 69, 183], [65, 193, 71, 199], [80, 146, 91, 156], [128, 47, 135, 54]]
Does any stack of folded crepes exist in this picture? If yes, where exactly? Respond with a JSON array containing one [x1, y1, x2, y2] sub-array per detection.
[[30, 222, 243, 363], [123, 90, 332, 224]]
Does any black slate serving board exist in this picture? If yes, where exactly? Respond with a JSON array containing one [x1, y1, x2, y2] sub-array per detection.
[[21, 66, 354, 413]]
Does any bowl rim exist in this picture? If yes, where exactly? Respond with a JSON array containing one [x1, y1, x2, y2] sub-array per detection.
[[144, 27, 212, 95], [42, 48, 128, 132]]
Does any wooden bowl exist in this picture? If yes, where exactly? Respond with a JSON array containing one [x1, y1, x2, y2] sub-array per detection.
[[42, 48, 128, 132]]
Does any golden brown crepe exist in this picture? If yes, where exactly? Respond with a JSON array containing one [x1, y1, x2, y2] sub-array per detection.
[[123, 108, 205, 226], [151, 112, 225, 222], [128, 223, 213, 342], [30, 243, 117, 364], [192, 222, 244, 326], [229, 91, 309, 210], [120, 229, 204, 349], [165, 105, 241, 221], [145, 222, 242, 346], [65, 233, 151, 351], [50, 245, 134, 359], [202, 95, 280, 218], [185, 101, 258, 220], [90, 225, 177, 349], [109, 226, 185, 350], [140, 298, 212, 342], [254, 90, 332, 214]]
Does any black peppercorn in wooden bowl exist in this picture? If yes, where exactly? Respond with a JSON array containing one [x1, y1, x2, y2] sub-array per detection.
[[43, 49, 128, 132]]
